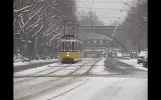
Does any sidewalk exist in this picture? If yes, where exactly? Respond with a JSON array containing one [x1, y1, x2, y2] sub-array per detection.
[[14, 59, 59, 67], [14, 59, 59, 72], [117, 59, 148, 71]]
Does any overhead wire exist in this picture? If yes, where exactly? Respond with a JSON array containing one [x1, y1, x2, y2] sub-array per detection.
[[75, 0, 128, 25], [76, 0, 95, 26], [73, 1, 130, 3], [77, 16, 123, 18], [76, 7, 124, 10], [90, 0, 95, 26]]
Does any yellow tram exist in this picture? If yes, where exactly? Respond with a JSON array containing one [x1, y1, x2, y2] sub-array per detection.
[[59, 38, 84, 63]]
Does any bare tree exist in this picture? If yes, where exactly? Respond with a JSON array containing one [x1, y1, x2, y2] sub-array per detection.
[[78, 10, 104, 26], [14, 0, 78, 57], [119, 0, 147, 52]]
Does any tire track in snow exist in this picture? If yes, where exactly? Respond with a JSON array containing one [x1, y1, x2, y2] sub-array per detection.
[[14, 59, 98, 100]]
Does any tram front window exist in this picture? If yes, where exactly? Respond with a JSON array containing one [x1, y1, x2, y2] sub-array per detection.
[[64, 42, 72, 51], [61, 42, 65, 51], [72, 42, 75, 50]]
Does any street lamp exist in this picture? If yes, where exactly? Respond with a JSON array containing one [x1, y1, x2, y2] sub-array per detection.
[[112, 17, 122, 37], [124, 2, 128, 5], [120, 10, 124, 12], [118, 17, 122, 19]]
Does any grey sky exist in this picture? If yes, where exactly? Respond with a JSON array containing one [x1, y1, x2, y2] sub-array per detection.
[[76, 0, 135, 25]]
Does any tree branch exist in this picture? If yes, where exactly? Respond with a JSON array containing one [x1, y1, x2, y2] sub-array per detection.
[[41, 15, 66, 38], [18, 7, 43, 34], [14, 4, 34, 13], [49, 27, 64, 43], [32, 22, 44, 37]]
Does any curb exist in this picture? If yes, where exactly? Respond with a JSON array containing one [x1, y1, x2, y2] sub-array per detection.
[[116, 59, 148, 72], [14, 60, 59, 72]]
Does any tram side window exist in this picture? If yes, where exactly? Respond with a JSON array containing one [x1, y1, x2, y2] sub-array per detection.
[[75, 41, 77, 51], [69, 42, 72, 51], [62, 42, 65, 51], [72, 41, 74, 51], [64, 41, 72, 51], [80, 43, 82, 51], [81, 43, 83, 50], [78, 42, 80, 51], [60, 42, 63, 51], [79, 43, 81, 51], [76, 42, 78, 51], [74, 42, 76, 51]]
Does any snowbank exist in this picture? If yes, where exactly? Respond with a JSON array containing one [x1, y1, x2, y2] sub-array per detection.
[[90, 58, 116, 75], [118, 59, 148, 71], [14, 59, 59, 67], [14, 63, 60, 76]]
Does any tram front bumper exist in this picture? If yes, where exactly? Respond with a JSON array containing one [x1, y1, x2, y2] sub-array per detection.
[[62, 58, 74, 63]]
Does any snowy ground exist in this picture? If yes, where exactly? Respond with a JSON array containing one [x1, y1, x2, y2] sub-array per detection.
[[50, 77, 147, 100], [117, 59, 148, 71], [14, 58, 147, 100], [89, 58, 118, 75], [14, 59, 59, 67], [15, 77, 147, 100]]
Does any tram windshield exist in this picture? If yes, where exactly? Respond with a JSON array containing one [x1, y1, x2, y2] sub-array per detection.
[[64, 42, 72, 51], [60, 41, 81, 51]]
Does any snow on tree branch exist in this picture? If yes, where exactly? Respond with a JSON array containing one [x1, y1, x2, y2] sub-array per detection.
[[49, 27, 64, 43], [39, 0, 57, 18], [41, 15, 67, 38], [14, 3, 34, 13], [17, 7, 43, 34], [14, 0, 78, 55], [14, 0, 39, 14], [32, 22, 44, 37], [46, 15, 57, 25]]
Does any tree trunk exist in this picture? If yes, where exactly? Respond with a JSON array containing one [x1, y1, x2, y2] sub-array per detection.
[[25, 34, 29, 57], [43, 46, 47, 56], [33, 36, 39, 55]]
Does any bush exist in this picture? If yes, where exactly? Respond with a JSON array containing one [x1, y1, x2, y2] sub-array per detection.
[[34, 54, 41, 60], [46, 56, 51, 60], [22, 57, 31, 62], [48, 54, 54, 59], [41, 55, 46, 60]]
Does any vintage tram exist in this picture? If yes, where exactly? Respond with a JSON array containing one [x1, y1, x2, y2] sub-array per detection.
[[59, 37, 83, 63], [58, 20, 83, 63]]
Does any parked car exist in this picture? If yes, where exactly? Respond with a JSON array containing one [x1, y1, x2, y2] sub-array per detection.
[[137, 51, 147, 64], [117, 52, 123, 59], [112, 53, 117, 58], [122, 53, 131, 60], [143, 54, 148, 68], [108, 52, 112, 58]]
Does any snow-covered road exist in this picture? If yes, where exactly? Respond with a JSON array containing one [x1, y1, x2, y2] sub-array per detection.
[[117, 59, 148, 71], [14, 59, 59, 67], [14, 58, 147, 100], [50, 77, 147, 100]]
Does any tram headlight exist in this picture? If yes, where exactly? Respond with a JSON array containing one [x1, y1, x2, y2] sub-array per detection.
[[67, 52, 69, 56]]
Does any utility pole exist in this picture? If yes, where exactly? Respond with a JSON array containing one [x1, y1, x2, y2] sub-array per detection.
[[144, 30, 147, 50], [72, 21, 75, 36], [76, 24, 79, 39], [25, 32, 29, 57]]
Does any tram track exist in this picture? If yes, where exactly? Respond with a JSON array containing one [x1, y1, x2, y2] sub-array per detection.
[[14, 59, 94, 88], [14, 59, 93, 78], [14, 63, 61, 77], [14, 59, 94, 86], [44, 58, 101, 100], [83, 58, 101, 75], [14, 58, 101, 100], [14, 63, 71, 83], [15, 77, 78, 100]]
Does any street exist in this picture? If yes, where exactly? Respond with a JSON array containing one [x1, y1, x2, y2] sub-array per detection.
[[14, 58, 147, 100], [13, 0, 148, 100]]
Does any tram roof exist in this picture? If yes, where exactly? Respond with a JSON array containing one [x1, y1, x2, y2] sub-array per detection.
[[59, 38, 82, 43]]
